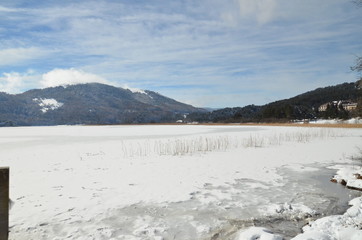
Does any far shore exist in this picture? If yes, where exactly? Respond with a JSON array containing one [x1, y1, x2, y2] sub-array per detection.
[[124, 122, 362, 128]]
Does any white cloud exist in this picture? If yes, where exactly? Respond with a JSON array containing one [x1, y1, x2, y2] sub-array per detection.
[[0, 72, 23, 94], [0, 70, 41, 94], [40, 68, 111, 88], [0, 68, 114, 94]]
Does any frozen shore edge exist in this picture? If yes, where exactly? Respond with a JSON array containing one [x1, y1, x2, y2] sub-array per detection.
[[235, 165, 362, 240]]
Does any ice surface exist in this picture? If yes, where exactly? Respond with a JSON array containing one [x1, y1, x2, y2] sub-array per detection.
[[0, 125, 361, 239]]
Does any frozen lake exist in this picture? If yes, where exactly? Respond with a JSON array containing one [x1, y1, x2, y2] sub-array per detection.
[[0, 125, 361, 239]]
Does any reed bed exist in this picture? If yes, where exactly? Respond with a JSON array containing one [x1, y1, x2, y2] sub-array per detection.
[[117, 128, 340, 157]]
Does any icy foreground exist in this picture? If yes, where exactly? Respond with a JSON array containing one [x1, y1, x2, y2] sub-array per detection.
[[0, 125, 361, 240], [238, 196, 362, 240]]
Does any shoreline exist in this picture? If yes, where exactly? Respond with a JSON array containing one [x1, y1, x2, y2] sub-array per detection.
[[236, 161, 362, 240]]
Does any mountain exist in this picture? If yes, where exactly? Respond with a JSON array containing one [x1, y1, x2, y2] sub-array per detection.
[[1, 81, 360, 126], [0, 83, 206, 126], [187, 81, 361, 123]]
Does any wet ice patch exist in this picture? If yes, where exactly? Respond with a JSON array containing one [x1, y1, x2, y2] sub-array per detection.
[[262, 203, 316, 219], [33, 98, 63, 113], [234, 227, 283, 240], [284, 164, 320, 172], [190, 221, 211, 235], [132, 216, 167, 239]]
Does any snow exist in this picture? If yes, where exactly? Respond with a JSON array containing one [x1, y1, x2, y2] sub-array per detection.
[[291, 197, 362, 240], [309, 118, 362, 124], [0, 125, 361, 239], [33, 98, 63, 113], [330, 164, 362, 190], [346, 118, 362, 124], [122, 85, 147, 95]]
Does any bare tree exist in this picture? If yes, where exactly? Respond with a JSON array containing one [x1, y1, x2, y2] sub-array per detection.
[[351, 1, 362, 77], [353, 0, 362, 7], [351, 57, 362, 73]]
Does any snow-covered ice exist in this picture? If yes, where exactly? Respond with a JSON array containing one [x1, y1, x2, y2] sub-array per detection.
[[0, 125, 361, 239]]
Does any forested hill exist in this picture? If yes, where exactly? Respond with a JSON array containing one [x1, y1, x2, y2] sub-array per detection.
[[261, 82, 360, 120], [0, 83, 206, 126], [0, 81, 360, 126], [187, 81, 361, 123]]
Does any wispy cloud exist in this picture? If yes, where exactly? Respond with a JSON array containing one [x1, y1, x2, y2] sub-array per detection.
[[0, 47, 49, 66], [236, 0, 277, 24], [0, 6, 21, 12]]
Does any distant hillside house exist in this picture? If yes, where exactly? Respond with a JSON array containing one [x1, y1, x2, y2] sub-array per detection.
[[343, 102, 358, 111], [318, 103, 330, 112], [318, 100, 357, 112]]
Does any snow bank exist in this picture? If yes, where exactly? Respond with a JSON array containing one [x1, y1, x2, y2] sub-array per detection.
[[330, 165, 362, 190], [309, 118, 362, 124], [345, 118, 362, 124], [237, 197, 362, 240], [291, 197, 362, 240], [291, 162, 362, 240]]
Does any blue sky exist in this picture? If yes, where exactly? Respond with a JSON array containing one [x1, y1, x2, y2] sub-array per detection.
[[0, 0, 361, 108]]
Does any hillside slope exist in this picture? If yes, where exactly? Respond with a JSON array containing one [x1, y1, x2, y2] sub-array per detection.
[[0, 83, 205, 126], [187, 81, 360, 123]]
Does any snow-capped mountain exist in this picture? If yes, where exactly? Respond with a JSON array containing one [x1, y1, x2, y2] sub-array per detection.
[[0, 83, 206, 126]]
